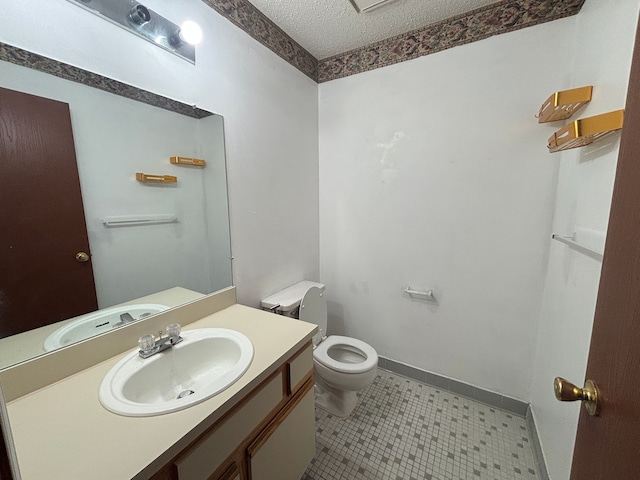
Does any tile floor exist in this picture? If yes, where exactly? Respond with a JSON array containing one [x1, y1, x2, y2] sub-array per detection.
[[302, 369, 540, 480]]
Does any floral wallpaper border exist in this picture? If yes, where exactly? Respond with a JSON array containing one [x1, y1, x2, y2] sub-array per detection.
[[1, 1, 586, 88], [317, 0, 586, 82], [202, 0, 319, 81], [0, 43, 213, 119], [202, 0, 585, 83]]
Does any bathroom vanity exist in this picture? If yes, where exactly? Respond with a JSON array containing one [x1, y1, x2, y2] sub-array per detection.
[[0, 288, 317, 480]]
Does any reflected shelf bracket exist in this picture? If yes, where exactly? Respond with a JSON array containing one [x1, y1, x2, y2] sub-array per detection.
[[170, 156, 206, 167], [136, 172, 177, 183]]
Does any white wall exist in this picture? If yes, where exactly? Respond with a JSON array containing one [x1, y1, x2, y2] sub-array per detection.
[[0, 0, 319, 307], [530, 1, 640, 478], [319, 20, 575, 401], [319, 0, 639, 477]]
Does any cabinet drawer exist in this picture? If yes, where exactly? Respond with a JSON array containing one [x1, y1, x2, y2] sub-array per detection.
[[288, 344, 313, 394], [175, 372, 283, 480]]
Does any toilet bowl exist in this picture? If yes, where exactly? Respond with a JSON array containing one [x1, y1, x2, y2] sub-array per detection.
[[312, 334, 378, 416], [262, 281, 378, 417]]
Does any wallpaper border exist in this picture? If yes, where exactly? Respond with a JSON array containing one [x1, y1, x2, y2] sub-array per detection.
[[202, 0, 585, 83], [317, 0, 586, 82], [2, 1, 587, 87], [0, 42, 214, 119], [202, 0, 319, 81]]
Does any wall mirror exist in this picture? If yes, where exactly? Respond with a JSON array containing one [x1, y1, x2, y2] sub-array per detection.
[[0, 44, 232, 369]]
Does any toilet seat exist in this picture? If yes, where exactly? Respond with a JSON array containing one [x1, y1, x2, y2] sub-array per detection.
[[299, 286, 327, 346], [314, 335, 378, 374]]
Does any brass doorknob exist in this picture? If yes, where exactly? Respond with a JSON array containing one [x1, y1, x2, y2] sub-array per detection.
[[554, 377, 600, 416], [75, 252, 90, 262]]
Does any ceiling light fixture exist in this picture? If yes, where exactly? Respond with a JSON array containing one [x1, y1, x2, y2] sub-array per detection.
[[348, 0, 396, 13], [169, 21, 204, 47], [179, 20, 204, 46], [67, 0, 199, 64], [128, 4, 151, 26]]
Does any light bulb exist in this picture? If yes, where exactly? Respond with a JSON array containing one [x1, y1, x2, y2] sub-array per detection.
[[179, 20, 203, 45]]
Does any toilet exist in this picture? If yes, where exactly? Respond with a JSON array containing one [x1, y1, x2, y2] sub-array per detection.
[[262, 281, 378, 417]]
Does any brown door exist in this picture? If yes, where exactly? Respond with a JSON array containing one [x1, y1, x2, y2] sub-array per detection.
[[569, 14, 640, 479], [0, 87, 98, 338]]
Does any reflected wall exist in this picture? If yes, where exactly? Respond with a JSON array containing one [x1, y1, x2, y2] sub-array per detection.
[[0, 56, 232, 368]]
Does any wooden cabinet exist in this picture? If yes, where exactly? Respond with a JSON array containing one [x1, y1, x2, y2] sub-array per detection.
[[248, 389, 315, 480], [149, 341, 315, 480], [175, 373, 284, 480], [287, 344, 313, 396], [210, 460, 241, 480]]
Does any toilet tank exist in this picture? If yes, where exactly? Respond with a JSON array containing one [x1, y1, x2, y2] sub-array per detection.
[[261, 281, 325, 318]]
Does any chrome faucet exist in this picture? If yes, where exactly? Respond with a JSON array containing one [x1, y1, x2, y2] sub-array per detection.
[[112, 312, 135, 328], [138, 323, 183, 359], [113, 311, 155, 329]]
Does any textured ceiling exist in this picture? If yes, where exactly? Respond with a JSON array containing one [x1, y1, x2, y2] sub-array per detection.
[[246, 0, 499, 59]]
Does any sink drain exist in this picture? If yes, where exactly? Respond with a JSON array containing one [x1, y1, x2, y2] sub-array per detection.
[[177, 390, 195, 399]]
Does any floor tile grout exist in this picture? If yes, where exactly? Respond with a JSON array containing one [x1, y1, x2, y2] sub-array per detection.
[[302, 369, 540, 480]]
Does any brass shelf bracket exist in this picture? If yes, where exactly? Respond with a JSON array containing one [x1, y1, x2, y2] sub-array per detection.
[[135, 173, 178, 183], [170, 156, 206, 167], [547, 110, 624, 153], [537, 86, 593, 123]]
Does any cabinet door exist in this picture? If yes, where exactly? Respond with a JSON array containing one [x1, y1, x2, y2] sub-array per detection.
[[248, 388, 315, 480], [210, 460, 241, 480], [175, 373, 284, 480]]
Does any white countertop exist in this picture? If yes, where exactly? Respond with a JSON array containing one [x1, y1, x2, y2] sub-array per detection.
[[6, 303, 316, 480]]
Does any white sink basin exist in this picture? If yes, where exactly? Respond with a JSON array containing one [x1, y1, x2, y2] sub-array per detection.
[[43, 304, 169, 351], [99, 328, 254, 416]]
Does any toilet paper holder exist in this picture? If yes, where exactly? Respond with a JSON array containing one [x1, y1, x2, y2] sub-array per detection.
[[403, 284, 435, 300]]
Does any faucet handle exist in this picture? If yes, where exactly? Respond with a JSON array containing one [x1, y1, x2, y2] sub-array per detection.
[[166, 323, 181, 337], [138, 334, 156, 353]]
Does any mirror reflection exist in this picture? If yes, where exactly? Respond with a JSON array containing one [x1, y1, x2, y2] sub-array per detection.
[[0, 58, 232, 369]]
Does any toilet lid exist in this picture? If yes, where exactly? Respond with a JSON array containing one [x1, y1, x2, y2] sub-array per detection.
[[313, 335, 378, 374], [299, 286, 327, 346]]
